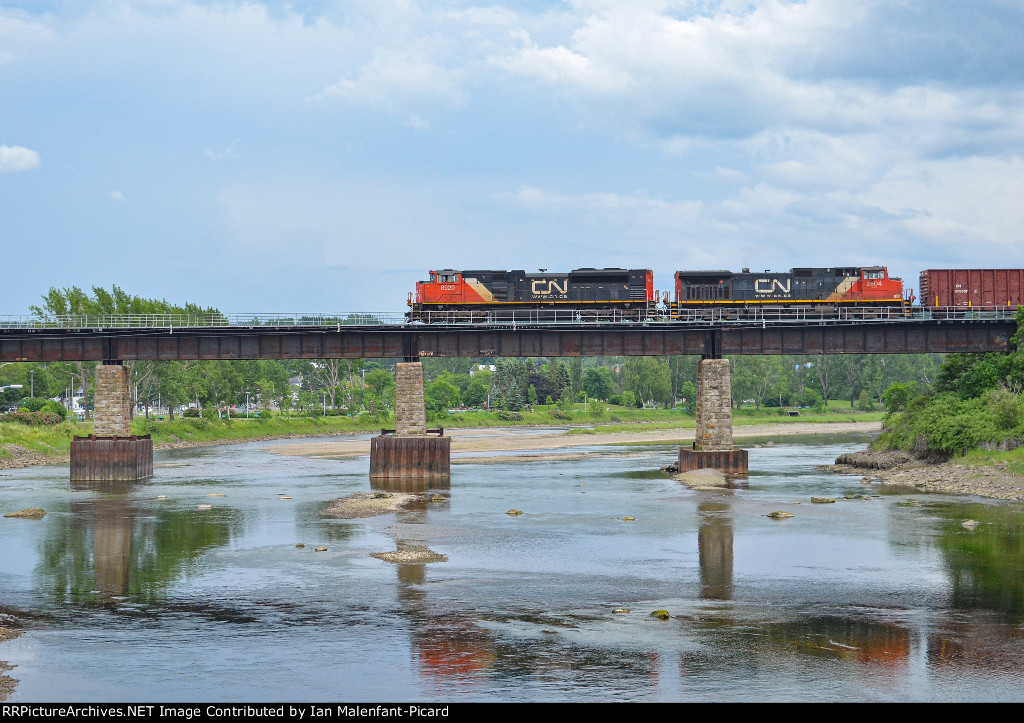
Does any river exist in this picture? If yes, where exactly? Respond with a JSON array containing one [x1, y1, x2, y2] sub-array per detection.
[[2, 430, 1024, 702]]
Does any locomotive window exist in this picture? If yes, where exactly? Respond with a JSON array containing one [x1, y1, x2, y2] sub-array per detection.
[[439, 274, 457, 282], [865, 271, 884, 280]]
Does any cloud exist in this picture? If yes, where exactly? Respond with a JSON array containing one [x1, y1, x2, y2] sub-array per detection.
[[404, 113, 431, 131], [110, 190, 126, 202], [314, 49, 465, 114], [0, 144, 40, 172], [204, 139, 242, 160]]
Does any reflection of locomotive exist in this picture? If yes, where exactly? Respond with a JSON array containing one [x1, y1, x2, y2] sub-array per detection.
[[406, 265, 911, 321]]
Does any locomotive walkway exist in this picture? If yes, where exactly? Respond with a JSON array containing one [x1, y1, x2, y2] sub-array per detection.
[[0, 306, 1016, 362]]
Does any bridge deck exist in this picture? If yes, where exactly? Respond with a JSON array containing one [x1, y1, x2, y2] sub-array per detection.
[[0, 311, 1015, 361]]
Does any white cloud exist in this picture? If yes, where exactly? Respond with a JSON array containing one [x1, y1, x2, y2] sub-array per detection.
[[204, 139, 242, 160], [315, 50, 465, 114], [0, 144, 40, 172], [110, 190, 126, 202], [404, 113, 431, 131]]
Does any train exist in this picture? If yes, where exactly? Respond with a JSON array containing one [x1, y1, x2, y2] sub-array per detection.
[[406, 266, 1024, 322]]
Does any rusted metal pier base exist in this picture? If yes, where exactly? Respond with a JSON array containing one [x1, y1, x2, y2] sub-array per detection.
[[678, 448, 748, 475], [369, 435, 451, 480], [70, 435, 154, 482]]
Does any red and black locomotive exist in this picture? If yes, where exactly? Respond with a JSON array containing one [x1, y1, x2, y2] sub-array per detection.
[[407, 265, 911, 321], [408, 268, 653, 321]]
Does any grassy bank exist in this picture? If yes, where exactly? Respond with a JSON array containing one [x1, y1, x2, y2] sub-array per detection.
[[0, 402, 884, 466]]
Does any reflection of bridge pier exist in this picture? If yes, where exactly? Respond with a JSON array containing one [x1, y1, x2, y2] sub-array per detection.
[[70, 362, 153, 482], [679, 356, 748, 475], [698, 498, 734, 600], [369, 362, 451, 481], [70, 481, 138, 602]]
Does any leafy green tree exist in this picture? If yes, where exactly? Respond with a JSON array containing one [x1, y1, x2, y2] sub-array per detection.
[[582, 367, 614, 401], [425, 378, 461, 416], [623, 357, 671, 408], [462, 377, 489, 407]]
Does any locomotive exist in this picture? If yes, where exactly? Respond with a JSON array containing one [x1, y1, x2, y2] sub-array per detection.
[[406, 265, 910, 321], [407, 268, 653, 321], [673, 266, 908, 317]]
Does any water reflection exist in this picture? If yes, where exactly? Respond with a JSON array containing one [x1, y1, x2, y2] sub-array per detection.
[[697, 496, 733, 601], [930, 503, 1024, 615], [38, 482, 243, 607]]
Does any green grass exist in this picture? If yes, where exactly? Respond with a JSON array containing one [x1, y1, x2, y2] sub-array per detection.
[[958, 446, 1024, 477]]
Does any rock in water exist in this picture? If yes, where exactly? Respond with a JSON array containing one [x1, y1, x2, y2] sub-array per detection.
[[650, 610, 671, 620], [961, 519, 979, 530], [3, 508, 45, 520], [811, 497, 836, 504], [676, 468, 727, 488], [506, 509, 523, 516], [767, 510, 795, 519]]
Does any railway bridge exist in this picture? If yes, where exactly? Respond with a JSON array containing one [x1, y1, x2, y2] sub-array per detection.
[[1, 307, 1017, 481]]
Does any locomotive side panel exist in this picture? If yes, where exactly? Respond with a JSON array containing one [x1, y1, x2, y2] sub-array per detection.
[[674, 267, 900, 304]]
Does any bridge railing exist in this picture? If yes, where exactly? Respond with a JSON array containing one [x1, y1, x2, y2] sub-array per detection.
[[0, 312, 408, 329], [0, 306, 1016, 330]]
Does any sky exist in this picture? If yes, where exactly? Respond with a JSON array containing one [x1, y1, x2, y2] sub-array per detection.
[[2, 0, 1024, 314]]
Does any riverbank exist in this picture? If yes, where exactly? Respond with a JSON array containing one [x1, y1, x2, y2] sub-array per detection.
[[822, 449, 1024, 502], [0, 622, 22, 702]]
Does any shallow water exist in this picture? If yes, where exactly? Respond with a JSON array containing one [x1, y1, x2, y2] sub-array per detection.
[[2, 431, 1024, 702]]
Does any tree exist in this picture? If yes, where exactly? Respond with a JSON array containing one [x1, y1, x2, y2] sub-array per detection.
[[582, 367, 614, 401], [731, 356, 786, 410], [622, 357, 671, 408], [425, 378, 461, 416]]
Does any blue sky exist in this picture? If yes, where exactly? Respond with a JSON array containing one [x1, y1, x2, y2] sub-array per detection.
[[2, 0, 1023, 313]]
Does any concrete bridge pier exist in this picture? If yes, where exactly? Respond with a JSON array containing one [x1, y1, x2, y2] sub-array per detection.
[[70, 361, 153, 482], [678, 358, 748, 475], [369, 362, 451, 480]]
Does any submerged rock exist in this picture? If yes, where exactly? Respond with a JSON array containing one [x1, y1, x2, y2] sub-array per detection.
[[811, 497, 836, 504], [961, 519, 980, 530], [295, 543, 306, 548], [506, 509, 523, 516], [621, 516, 635, 521], [3, 508, 45, 520], [767, 510, 795, 519], [429, 494, 446, 503], [613, 608, 630, 614], [315, 546, 327, 552], [650, 610, 671, 620]]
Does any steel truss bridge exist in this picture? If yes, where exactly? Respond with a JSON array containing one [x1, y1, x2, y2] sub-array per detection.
[[0, 307, 1017, 362]]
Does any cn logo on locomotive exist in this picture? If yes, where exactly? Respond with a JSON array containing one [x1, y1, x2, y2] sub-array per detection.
[[754, 278, 791, 295], [531, 279, 569, 296]]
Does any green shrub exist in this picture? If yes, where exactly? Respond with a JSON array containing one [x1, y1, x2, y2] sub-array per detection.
[[497, 411, 523, 421], [182, 408, 201, 418], [0, 411, 62, 425], [551, 410, 572, 420]]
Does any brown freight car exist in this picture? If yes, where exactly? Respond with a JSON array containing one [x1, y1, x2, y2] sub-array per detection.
[[920, 269, 1024, 308]]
